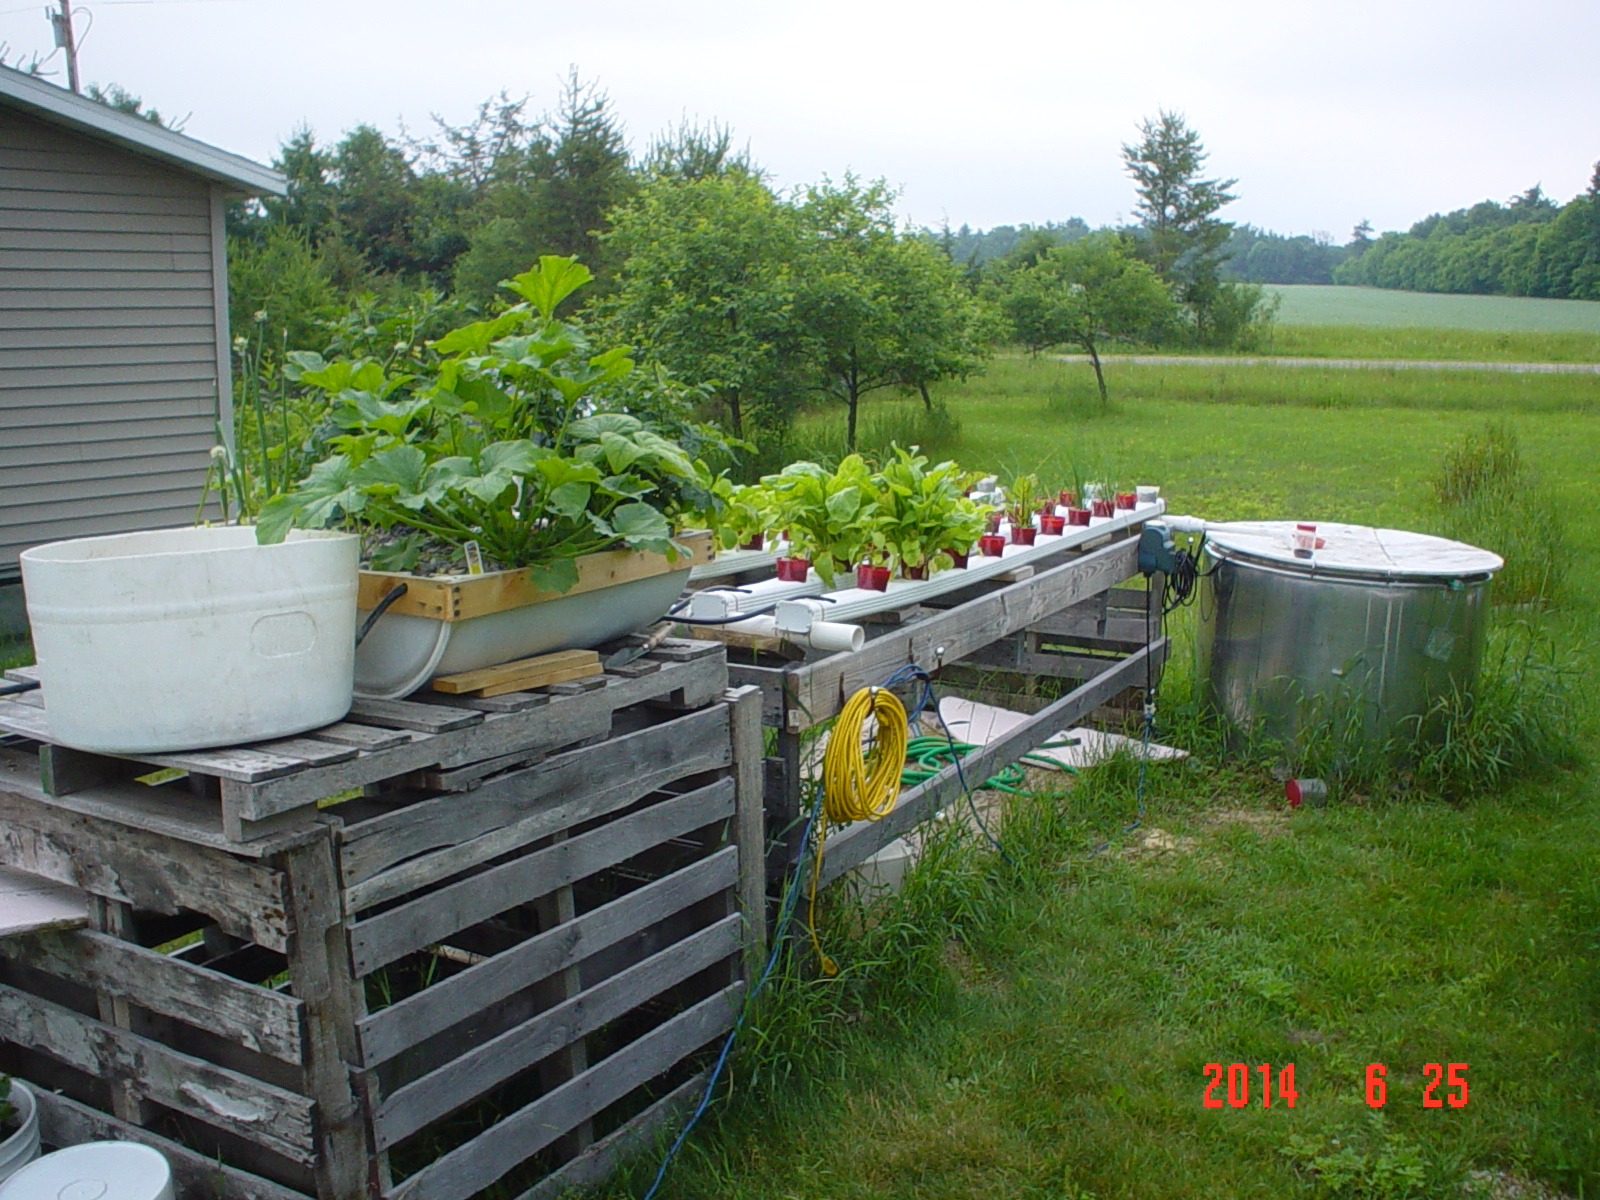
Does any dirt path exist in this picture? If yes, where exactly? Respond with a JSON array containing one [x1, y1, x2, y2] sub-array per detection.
[[1054, 353, 1600, 374]]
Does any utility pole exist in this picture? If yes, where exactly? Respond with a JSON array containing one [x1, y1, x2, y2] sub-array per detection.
[[49, 0, 79, 93]]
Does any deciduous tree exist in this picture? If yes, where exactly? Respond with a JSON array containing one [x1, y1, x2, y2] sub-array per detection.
[[993, 233, 1175, 403]]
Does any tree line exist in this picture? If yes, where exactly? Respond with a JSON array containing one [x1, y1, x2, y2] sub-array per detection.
[[1332, 174, 1600, 299], [223, 84, 1272, 448]]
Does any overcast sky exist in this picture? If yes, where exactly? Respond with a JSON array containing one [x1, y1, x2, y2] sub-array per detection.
[[3, 0, 1596, 238]]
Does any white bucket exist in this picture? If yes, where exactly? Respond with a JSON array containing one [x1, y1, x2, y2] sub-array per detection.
[[21, 527, 359, 753], [0, 1141, 173, 1200], [0, 1081, 39, 1183]]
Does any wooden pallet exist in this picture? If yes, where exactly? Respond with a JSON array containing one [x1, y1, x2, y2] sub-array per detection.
[[0, 681, 766, 1200], [0, 641, 726, 842]]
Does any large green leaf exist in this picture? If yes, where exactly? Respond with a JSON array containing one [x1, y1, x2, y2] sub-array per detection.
[[610, 501, 673, 550], [502, 257, 594, 320], [599, 431, 645, 474], [546, 481, 592, 519], [568, 413, 643, 440], [527, 557, 580, 594], [478, 440, 543, 476]]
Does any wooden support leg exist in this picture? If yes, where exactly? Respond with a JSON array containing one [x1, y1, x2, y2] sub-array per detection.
[[724, 686, 767, 971], [87, 895, 147, 1125], [533, 837, 592, 1161], [280, 831, 369, 1200]]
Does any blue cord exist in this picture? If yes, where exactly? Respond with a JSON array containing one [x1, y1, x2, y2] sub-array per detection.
[[638, 783, 824, 1200], [639, 660, 1019, 1197]]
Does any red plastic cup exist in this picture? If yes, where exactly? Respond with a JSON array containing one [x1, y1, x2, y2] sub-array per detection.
[[985, 510, 1003, 533], [903, 564, 928, 581], [978, 534, 1006, 557], [1058, 489, 1076, 507], [1010, 525, 1037, 546], [775, 556, 811, 582], [945, 548, 970, 569], [1039, 513, 1066, 535], [1067, 507, 1091, 526], [740, 533, 764, 551], [1115, 492, 1137, 511], [855, 562, 890, 591], [1091, 499, 1115, 518]]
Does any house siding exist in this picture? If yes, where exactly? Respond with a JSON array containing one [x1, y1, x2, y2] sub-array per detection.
[[0, 105, 224, 575]]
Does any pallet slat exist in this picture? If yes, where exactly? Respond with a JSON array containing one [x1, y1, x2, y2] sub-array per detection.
[[345, 698, 485, 733], [374, 915, 743, 1147], [305, 721, 412, 751], [359, 847, 738, 1067], [0, 785, 293, 950], [388, 982, 744, 1200], [19, 927, 304, 1063], [340, 705, 733, 904], [0, 981, 317, 1163], [349, 778, 736, 975]]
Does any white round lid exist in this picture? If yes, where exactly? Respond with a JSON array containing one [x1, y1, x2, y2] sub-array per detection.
[[0, 1142, 173, 1200], [1205, 521, 1502, 580]]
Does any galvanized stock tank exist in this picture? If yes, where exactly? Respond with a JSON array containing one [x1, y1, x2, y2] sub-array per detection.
[[1197, 522, 1502, 746]]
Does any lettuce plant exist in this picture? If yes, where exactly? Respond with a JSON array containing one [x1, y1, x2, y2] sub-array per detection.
[[256, 258, 714, 593], [871, 446, 982, 574], [761, 455, 878, 586]]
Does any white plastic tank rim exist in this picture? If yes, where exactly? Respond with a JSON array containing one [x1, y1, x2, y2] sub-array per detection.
[[0, 1141, 174, 1200], [1204, 521, 1502, 583]]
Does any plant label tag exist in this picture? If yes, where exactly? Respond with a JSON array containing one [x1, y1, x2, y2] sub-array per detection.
[[464, 540, 484, 575]]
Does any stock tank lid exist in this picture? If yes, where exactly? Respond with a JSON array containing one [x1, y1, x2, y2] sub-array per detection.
[[1204, 521, 1502, 582]]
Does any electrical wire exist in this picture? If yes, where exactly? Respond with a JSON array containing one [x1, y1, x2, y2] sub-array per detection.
[[637, 782, 826, 1200], [639, 663, 1032, 1196]]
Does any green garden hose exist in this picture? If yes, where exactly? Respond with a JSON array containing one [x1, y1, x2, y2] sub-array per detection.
[[900, 734, 1078, 794]]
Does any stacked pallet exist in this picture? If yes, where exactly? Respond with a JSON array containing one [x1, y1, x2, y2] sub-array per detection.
[[0, 642, 763, 1200]]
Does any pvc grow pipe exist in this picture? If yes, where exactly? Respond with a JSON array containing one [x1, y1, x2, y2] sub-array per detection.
[[716, 614, 866, 653], [685, 572, 824, 620]]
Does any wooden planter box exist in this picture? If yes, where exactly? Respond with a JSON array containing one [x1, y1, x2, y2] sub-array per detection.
[[0, 643, 765, 1200], [353, 532, 716, 699], [356, 530, 715, 623]]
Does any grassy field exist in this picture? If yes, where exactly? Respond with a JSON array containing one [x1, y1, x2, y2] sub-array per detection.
[[602, 355, 1600, 1200], [1267, 285, 1600, 333]]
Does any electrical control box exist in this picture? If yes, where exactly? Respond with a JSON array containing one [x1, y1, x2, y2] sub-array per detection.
[[1139, 523, 1177, 576]]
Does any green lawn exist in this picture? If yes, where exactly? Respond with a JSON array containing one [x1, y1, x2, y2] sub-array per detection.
[[1267, 285, 1600, 333], [604, 355, 1600, 1200]]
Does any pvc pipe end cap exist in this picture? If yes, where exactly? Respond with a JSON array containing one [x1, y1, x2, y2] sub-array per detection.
[[0, 1143, 173, 1200]]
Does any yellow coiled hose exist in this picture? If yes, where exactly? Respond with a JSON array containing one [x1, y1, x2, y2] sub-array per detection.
[[808, 685, 909, 973]]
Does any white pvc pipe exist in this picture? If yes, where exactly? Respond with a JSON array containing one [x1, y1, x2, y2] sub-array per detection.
[[685, 572, 823, 620], [714, 614, 866, 653]]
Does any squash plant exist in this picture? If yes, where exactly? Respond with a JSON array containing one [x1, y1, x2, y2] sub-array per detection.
[[256, 258, 716, 594], [761, 455, 877, 586]]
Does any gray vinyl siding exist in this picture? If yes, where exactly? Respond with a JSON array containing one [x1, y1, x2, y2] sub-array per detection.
[[0, 105, 224, 575]]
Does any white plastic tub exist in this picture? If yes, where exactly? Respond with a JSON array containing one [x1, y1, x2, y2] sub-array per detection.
[[0, 1141, 172, 1200], [21, 526, 359, 753], [0, 1080, 39, 1183]]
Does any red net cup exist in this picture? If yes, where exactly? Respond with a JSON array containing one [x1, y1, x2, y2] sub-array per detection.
[[775, 556, 811, 582]]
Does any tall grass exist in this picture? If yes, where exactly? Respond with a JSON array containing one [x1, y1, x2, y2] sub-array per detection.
[[1430, 422, 1566, 606], [743, 402, 964, 477]]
